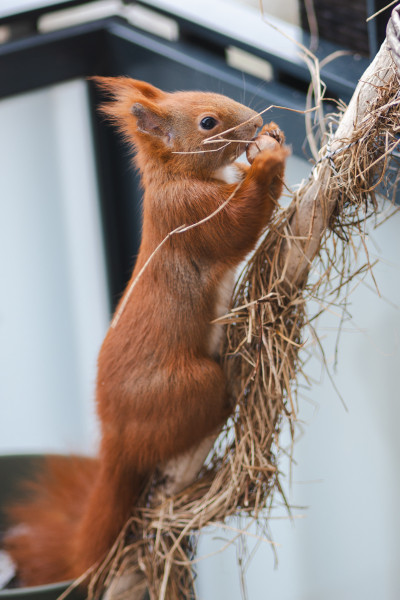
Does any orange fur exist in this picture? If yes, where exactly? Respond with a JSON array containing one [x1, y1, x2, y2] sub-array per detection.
[[4, 78, 288, 586], [4, 456, 97, 585]]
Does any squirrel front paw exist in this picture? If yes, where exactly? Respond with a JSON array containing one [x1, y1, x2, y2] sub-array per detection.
[[259, 122, 285, 145], [246, 121, 285, 165]]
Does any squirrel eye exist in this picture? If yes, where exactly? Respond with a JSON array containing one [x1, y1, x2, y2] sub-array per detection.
[[200, 116, 218, 130]]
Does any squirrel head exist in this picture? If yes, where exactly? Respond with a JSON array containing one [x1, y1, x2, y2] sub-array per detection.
[[91, 77, 263, 177]]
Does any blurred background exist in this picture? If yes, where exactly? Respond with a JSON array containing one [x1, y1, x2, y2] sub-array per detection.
[[0, 1, 399, 599]]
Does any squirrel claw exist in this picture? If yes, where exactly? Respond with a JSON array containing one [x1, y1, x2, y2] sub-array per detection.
[[260, 122, 285, 145]]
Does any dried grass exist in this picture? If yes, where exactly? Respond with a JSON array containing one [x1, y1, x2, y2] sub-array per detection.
[[86, 52, 400, 600]]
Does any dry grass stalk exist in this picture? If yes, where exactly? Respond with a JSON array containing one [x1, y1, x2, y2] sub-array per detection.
[[87, 41, 400, 600]]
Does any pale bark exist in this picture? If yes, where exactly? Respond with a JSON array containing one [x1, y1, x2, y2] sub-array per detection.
[[281, 40, 393, 287]]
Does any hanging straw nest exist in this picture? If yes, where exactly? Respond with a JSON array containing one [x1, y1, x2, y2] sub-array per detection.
[[81, 41, 400, 600]]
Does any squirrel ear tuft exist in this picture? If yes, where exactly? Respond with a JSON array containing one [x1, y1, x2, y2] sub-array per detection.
[[130, 80, 165, 100], [89, 76, 165, 101], [89, 77, 172, 146]]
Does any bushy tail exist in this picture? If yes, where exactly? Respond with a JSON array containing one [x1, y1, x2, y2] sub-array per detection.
[[4, 455, 98, 586], [3, 455, 146, 587]]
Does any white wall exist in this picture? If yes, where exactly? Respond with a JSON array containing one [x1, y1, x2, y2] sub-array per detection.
[[0, 80, 109, 455], [237, 0, 300, 26]]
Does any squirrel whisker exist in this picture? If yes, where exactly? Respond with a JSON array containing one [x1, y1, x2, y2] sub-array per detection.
[[172, 142, 231, 155], [203, 104, 320, 144]]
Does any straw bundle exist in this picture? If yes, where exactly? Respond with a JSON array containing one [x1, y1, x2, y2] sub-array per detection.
[[83, 37, 399, 600]]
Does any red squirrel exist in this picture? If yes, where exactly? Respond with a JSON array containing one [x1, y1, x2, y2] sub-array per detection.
[[4, 77, 288, 586]]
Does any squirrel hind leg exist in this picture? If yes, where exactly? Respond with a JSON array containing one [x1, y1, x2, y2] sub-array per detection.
[[73, 459, 146, 576]]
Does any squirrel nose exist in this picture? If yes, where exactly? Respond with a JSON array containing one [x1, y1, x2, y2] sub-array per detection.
[[241, 109, 263, 131]]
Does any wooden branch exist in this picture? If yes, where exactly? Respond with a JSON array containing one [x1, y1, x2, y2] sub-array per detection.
[[281, 40, 393, 288], [104, 39, 395, 600]]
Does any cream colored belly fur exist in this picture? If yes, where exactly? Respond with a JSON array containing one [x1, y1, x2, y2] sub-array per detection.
[[207, 162, 243, 356]]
